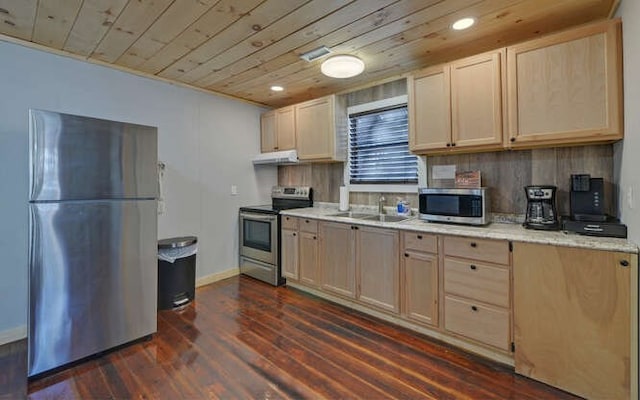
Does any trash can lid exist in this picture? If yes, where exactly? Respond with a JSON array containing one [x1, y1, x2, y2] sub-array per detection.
[[158, 236, 198, 249]]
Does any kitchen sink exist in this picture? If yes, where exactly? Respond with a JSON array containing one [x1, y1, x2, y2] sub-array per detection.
[[329, 211, 377, 218], [360, 214, 411, 223]]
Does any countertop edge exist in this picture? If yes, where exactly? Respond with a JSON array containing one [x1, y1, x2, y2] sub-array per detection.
[[280, 207, 639, 255]]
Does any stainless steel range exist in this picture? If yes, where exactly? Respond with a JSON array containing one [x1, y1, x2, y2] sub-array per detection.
[[239, 186, 312, 285]]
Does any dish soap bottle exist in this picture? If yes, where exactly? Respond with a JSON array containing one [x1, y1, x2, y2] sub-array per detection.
[[396, 198, 410, 216]]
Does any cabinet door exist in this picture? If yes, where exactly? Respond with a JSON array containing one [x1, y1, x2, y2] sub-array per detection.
[[296, 96, 334, 160], [403, 250, 438, 326], [299, 231, 318, 287], [507, 19, 622, 147], [357, 227, 399, 313], [451, 50, 504, 149], [260, 110, 277, 152], [319, 221, 355, 298], [276, 106, 296, 151], [408, 65, 451, 152], [281, 229, 298, 280], [513, 243, 635, 399]]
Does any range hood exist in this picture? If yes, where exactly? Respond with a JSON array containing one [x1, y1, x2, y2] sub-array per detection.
[[252, 149, 299, 165]]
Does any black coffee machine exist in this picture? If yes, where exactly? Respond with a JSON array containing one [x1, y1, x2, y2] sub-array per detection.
[[523, 185, 560, 230], [562, 174, 628, 238], [569, 174, 606, 221]]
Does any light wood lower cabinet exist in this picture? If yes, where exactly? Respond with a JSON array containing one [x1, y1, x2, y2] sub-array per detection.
[[299, 219, 319, 287], [281, 216, 299, 281], [319, 221, 356, 298], [401, 231, 438, 326], [443, 236, 512, 352], [513, 243, 637, 400], [357, 226, 399, 313]]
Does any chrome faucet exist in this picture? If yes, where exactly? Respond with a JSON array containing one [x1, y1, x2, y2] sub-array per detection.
[[378, 194, 386, 214]]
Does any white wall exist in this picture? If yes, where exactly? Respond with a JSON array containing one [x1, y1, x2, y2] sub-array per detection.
[[615, 0, 640, 244], [0, 41, 277, 335]]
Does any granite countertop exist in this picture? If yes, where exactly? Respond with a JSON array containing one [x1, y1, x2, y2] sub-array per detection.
[[281, 204, 639, 254]]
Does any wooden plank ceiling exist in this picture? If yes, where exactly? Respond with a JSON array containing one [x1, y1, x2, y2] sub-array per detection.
[[0, 0, 616, 108]]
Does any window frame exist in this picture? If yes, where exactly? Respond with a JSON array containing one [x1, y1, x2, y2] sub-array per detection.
[[345, 95, 423, 193]]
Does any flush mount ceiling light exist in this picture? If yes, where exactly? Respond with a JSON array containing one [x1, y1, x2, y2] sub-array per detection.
[[270, 85, 284, 92], [321, 55, 365, 79], [452, 17, 475, 30]]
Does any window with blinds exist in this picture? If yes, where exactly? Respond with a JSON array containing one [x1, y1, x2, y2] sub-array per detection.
[[348, 101, 417, 185]]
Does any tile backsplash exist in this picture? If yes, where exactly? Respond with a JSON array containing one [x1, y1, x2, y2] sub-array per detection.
[[278, 144, 615, 217]]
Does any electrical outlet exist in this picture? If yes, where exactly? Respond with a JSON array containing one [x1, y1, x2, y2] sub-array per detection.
[[627, 186, 634, 209], [231, 185, 238, 195]]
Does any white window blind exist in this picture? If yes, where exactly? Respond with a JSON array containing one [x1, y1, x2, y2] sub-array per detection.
[[348, 102, 417, 185]]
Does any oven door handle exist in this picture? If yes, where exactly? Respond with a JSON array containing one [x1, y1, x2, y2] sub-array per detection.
[[241, 213, 277, 222]]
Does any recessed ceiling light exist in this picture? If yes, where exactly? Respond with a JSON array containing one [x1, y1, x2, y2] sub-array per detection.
[[320, 55, 365, 79], [452, 17, 475, 31], [270, 85, 284, 92]]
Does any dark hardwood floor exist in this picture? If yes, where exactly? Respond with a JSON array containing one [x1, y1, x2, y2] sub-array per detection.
[[28, 275, 579, 399]]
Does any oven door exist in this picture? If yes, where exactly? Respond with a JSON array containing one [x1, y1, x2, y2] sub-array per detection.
[[239, 211, 278, 265]]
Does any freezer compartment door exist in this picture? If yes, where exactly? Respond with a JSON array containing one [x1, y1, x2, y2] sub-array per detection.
[[28, 200, 158, 377], [29, 109, 158, 201]]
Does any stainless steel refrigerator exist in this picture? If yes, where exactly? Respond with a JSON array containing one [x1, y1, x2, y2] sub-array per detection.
[[28, 110, 158, 377]]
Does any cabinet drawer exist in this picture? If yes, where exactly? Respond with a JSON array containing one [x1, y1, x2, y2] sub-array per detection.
[[444, 236, 509, 265], [281, 216, 299, 230], [444, 295, 510, 351], [299, 218, 318, 233], [444, 258, 510, 307], [402, 231, 437, 253]]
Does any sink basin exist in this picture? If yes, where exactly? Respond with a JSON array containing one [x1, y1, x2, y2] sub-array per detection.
[[360, 214, 411, 223], [329, 212, 376, 218]]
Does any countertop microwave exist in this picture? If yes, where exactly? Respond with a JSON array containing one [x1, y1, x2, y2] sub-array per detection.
[[418, 187, 490, 226]]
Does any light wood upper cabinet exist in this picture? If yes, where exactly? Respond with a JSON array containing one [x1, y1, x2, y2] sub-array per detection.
[[451, 50, 505, 149], [357, 226, 400, 313], [295, 95, 347, 162], [507, 19, 623, 148], [408, 65, 451, 152], [513, 243, 637, 400], [408, 50, 505, 154], [260, 106, 296, 153]]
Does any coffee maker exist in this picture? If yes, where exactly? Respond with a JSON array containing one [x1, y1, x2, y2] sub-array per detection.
[[523, 185, 560, 230]]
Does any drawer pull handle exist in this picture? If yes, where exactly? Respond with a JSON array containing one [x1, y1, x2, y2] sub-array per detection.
[[470, 265, 477, 270], [620, 260, 629, 267], [471, 306, 478, 312], [417, 235, 422, 239], [470, 242, 477, 248]]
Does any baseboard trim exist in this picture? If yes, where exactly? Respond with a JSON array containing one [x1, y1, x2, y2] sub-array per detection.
[[0, 325, 27, 346], [196, 268, 239, 287]]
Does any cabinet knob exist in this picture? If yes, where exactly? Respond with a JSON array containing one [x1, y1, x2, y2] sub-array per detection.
[[354, 226, 359, 230], [285, 217, 289, 220], [620, 260, 629, 267], [446, 143, 451, 147], [292, 233, 296, 236], [510, 137, 516, 142], [404, 253, 409, 257], [417, 235, 423, 239], [305, 219, 309, 223], [470, 265, 477, 270], [451, 142, 456, 147], [470, 242, 477, 248], [313, 236, 317, 240], [274, 146, 279, 149], [471, 306, 478, 312]]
